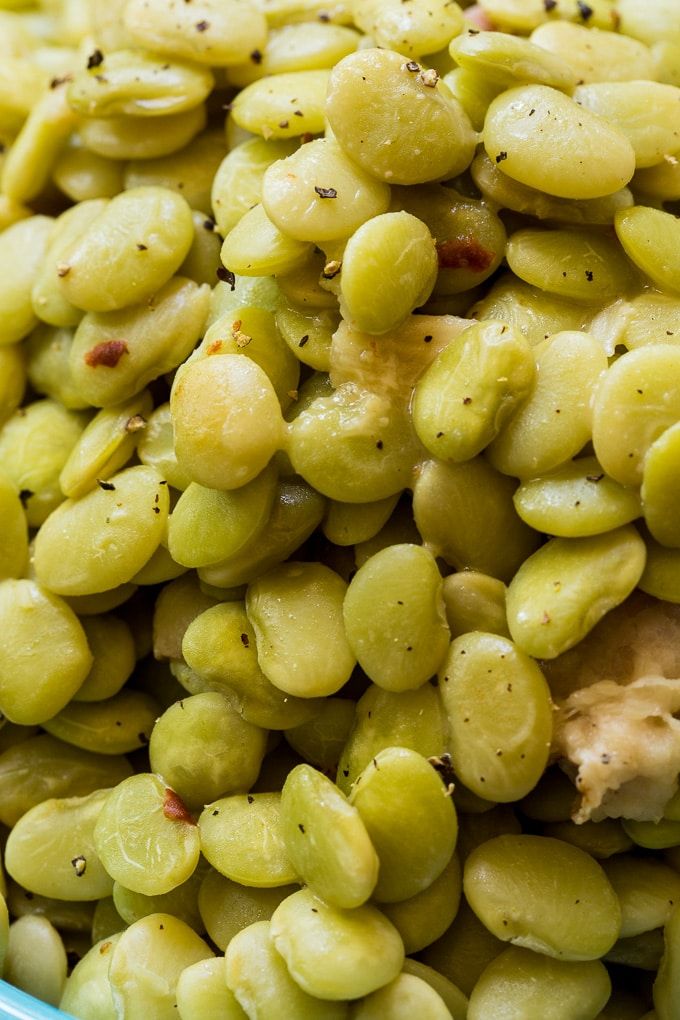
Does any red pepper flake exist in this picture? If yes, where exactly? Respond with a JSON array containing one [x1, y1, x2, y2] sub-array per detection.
[[240, 632, 250, 647], [216, 267, 236, 290], [195, 19, 209, 30], [163, 788, 196, 824], [86, 49, 104, 69], [206, 339, 224, 355], [298, 335, 309, 347], [84, 339, 129, 368], [436, 237, 494, 272], [462, 396, 472, 405], [314, 186, 337, 199], [495, 151, 508, 163], [585, 269, 593, 281]]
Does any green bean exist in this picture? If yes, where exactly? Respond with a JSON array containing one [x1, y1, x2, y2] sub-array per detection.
[[513, 457, 642, 538], [336, 683, 448, 794], [0, 733, 132, 827], [352, 972, 454, 1020], [380, 854, 461, 955], [467, 946, 611, 1020], [0, 215, 53, 346], [231, 70, 330, 140], [176, 957, 247, 1020], [270, 889, 404, 1000], [4, 915, 67, 1007], [439, 631, 552, 802], [112, 864, 206, 934], [94, 774, 201, 896], [603, 856, 680, 939], [506, 527, 646, 659], [421, 898, 503, 997], [149, 692, 267, 809], [107, 913, 212, 1020], [42, 689, 159, 755], [34, 464, 169, 595], [182, 601, 322, 729], [442, 571, 510, 639], [246, 561, 355, 697], [67, 50, 214, 119], [339, 212, 437, 334], [412, 319, 534, 462], [171, 354, 284, 491], [349, 746, 458, 903], [262, 137, 390, 243], [56, 186, 194, 313], [412, 456, 540, 583], [0, 470, 28, 580], [69, 276, 209, 407], [122, 0, 267, 67], [225, 919, 349, 1018], [198, 793, 297, 887], [326, 48, 476, 185], [464, 834, 622, 960], [280, 764, 378, 908], [0, 397, 87, 526], [654, 903, 680, 1020], [169, 465, 278, 569], [343, 543, 450, 692], [0, 579, 93, 724], [400, 961, 467, 1019], [60, 935, 121, 1020], [228, 22, 360, 86], [484, 85, 635, 200], [198, 869, 297, 951], [5, 789, 114, 901]]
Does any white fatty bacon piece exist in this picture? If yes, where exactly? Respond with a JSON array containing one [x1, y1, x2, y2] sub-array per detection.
[[546, 593, 680, 823]]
